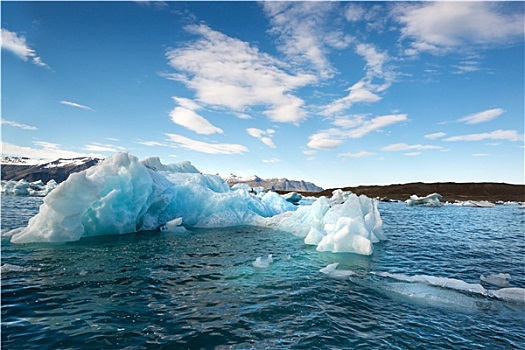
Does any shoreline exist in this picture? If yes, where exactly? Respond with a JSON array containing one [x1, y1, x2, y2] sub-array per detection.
[[281, 182, 525, 203]]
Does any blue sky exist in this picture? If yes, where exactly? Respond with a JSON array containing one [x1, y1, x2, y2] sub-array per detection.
[[2, 1, 524, 188]]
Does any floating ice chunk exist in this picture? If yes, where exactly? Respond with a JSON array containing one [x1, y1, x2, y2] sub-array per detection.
[[381, 282, 485, 312], [274, 193, 384, 255], [252, 254, 273, 268], [319, 263, 356, 279], [489, 288, 525, 303], [453, 200, 495, 207], [480, 273, 511, 287], [405, 193, 442, 206], [159, 217, 184, 232], [374, 272, 486, 295], [1, 178, 61, 197]]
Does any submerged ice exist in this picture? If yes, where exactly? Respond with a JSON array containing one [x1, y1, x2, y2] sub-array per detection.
[[5, 153, 385, 255]]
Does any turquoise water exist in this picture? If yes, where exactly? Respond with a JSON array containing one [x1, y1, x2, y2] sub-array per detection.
[[2, 196, 524, 349]]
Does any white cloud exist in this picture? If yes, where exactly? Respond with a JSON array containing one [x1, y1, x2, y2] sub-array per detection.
[[322, 41, 394, 117], [169, 107, 223, 135], [322, 81, 381, 116], [60, 101, 95, 111], [473, 153, 491, 157], [382, 143, 442, 151], [307, 131, 344, 150], [308, 114, 408, 150], [444, 129, 523, 142], [338, 151, 376, 159], [1, 28, 48, 68], [83, 143, 125, 153], [404, 152, 421, 156], [165, 24, 315, 124], [172, 97, 202, 111], [136, 140, 167, 147], [394, 2, 525, 55], [1, 118, 37, 130], [457, 108, 504, 125], [262, 2, 345, 78], [2, 141, 101, 160], [262, 158, 279, 164], [166, 133, 248, 155], [424, 132, 446, 140], [346, 114, 407, 138], [452, 59, 483, 74], [246, 128, 276, 148]]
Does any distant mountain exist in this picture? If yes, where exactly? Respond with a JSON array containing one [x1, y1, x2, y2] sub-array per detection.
[[219, 173, 324, 192], [1, 156, 102, 183]]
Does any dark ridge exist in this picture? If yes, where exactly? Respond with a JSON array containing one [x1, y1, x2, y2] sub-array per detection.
[[279, 182, 525, 203], [1, 157, 101, 183]]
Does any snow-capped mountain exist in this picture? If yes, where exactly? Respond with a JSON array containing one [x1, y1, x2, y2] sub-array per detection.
[[1, 156, 102, 183], [219, 173, 324, 192]]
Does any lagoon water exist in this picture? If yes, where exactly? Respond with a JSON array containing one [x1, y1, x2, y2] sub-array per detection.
[[2, 196, 524, 349]]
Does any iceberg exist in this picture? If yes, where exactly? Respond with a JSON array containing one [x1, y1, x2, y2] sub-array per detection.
[[268, 190, 384, 255], [1, 179, 58, 197], [4, 153, 384, 256], [405, 193, 443, 206]]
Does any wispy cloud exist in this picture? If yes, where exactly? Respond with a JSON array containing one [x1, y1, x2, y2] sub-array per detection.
[[444, 129, 523, 142], [170, 107, 223, 135], [83, 143, 126, 153], [262, 2, 351, 79], [473, 153, 491, 157], [424, 132, 446, 140], [164, 24, 315, 124], [135, 140, 168, 147], [457, 108, 504, 124], [166, 133, 248, 155], [338, 151, 376, 159], [246, 128, 276, 148], [60, 100, 95, 111], [382, 143, 442, 151], [394, 2, 525, 55], [1, 118, 37, 130], [321, 43, 394, 116], [308, 114, 408, 150], [321, 81, 381, 116], [1, 28, 49, 68], [404, 152, 421, 157], [262, 158, 279, 164]]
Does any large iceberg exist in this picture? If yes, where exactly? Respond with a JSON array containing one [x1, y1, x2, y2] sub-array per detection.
[[4, 153, 385, 255]]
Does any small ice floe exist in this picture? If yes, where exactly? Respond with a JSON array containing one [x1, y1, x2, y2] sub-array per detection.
[[319, 263, 356, 279], [159, 217, 185, 233], [480, 273, 511, 288], [405, 193, 443, 207], [488, 288, 525, 303], [252, 254, 273, 268]]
